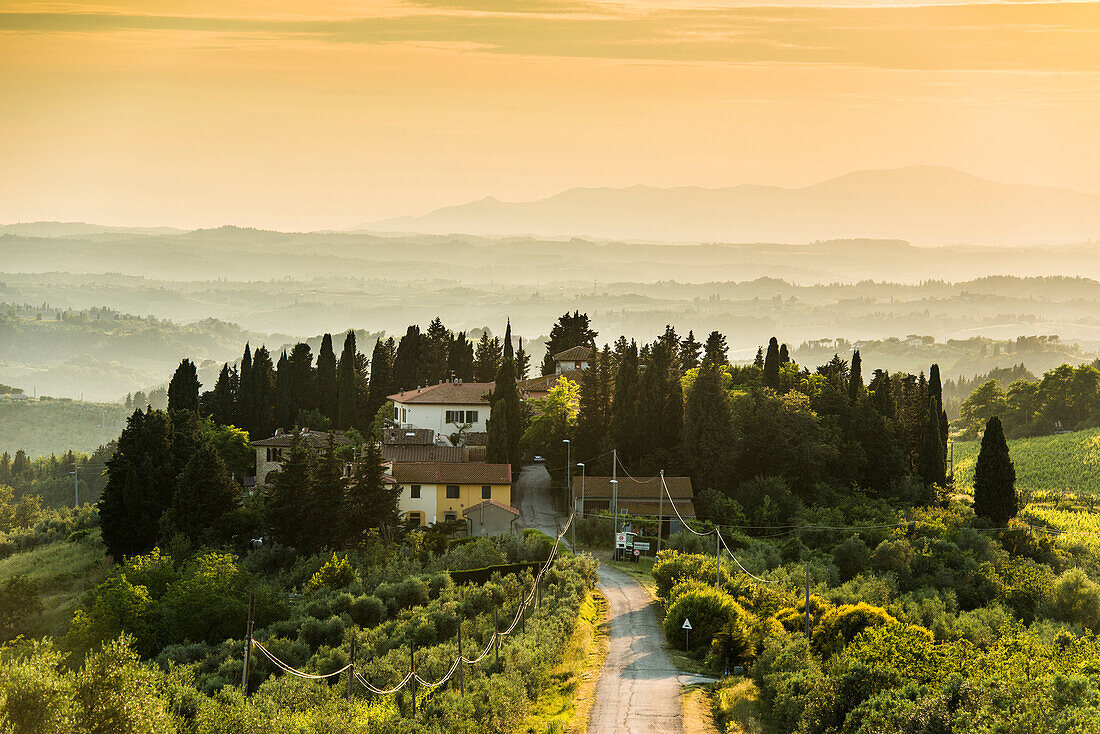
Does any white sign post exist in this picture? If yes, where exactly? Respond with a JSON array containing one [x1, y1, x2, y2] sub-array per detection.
[[682, 618, 692, 651]]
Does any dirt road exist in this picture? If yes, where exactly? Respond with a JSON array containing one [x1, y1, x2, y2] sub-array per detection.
[[512, 464, 564, 539], [588, 564, 685, 734]]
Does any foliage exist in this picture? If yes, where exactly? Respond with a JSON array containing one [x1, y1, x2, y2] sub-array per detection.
[[305, 554, 359, 594]]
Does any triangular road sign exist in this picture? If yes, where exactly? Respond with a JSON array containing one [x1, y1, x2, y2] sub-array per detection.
[[682, 618, 692, 630]]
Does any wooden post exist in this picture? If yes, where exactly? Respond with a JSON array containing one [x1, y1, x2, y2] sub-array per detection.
[[657, 469, 664, 554], [804, 561, 811, 638], [494, 607, 500, 669], [240, 593, 255, 695], [457, 620, 465, 696], [347, 636, 355, 701], [410, 644, 417, 717], [716, 530, 721, 587]]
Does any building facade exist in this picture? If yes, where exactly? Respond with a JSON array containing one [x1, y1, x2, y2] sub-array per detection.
[[392, 461, 512, 530], [251, 428, 354, 485], [388, 381, 493, 436]]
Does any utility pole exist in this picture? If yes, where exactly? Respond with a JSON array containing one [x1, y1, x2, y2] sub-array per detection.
[[410, 644, 417, 717], [494, 607, 501, 669], [804, 561, 811, 638], [70, 465, 81, 508], [563, 438, 571, 507], [716, 528, 721, 587], [241, 593, 255, 695], [457, 621, 464, 696], [657, 469, 664, 554], [348, 637, 356, 701]]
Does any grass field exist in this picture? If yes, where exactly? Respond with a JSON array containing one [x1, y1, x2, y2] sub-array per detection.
[[0, 528, 108, 638]]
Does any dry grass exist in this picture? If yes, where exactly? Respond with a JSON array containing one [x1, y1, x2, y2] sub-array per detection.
[[683, 684, 720, 734], [712, 677, 766, 734]]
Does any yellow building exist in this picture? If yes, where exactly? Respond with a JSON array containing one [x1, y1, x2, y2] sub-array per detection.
[[392, 462, 513, 531]]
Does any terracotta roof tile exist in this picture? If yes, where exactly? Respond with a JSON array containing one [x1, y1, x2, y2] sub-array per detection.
[[392, 462, 511, 485], [571, 475, 693, 499], [383, 445, 468, 463], [388, 381, 494, 405], [462, 499, 520, 517], [383, 427, 437, 445], [251, 430, 352, 449], [553, 346, 593, 362]]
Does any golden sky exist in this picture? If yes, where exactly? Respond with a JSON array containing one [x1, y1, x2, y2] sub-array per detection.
[[2, 0, 1100, 230]]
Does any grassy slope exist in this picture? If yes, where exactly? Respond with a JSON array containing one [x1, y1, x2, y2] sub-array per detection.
[[953, 428, 1100, 501], [0, 528, 109, 638], [0, 398, 129, 457]]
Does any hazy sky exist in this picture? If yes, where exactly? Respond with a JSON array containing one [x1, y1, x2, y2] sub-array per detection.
[[2, 0, 1100, 230]]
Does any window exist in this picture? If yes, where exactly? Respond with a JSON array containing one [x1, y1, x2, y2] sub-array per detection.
[[466, 410, 478, 423], [446, 410, 479, 424], [406, 512, 422, 527], [266, 448, 283, 462], [446, 485, 460, 499], [445, 512, 457, 522], [446, 410, 458, 423], [410, 484, 421, 499], [482, 485, 491, 499], [394, 406, 399, 420]]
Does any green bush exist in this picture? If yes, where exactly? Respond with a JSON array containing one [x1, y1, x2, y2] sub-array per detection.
[[811, 602, 896, 657], [653, 550, 717, 602], [663, 585, 742, 656], [1048, 569, 1100, 633], [305, 554, 359, 595]]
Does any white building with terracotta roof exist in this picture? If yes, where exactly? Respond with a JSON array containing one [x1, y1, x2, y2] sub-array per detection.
[[388, 380, 494, 435], [391, 461, 513, 531], [553, 345, 593, 374]]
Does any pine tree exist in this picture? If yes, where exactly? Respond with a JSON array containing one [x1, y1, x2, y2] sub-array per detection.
[[392, 325, 423, 391], [448, 332, 475, 382], [703, 331, 729, 367], [337, 332, 360, 430], [541, 311, 597, 375], [474, 332, 502, 382], [848, 350, 863, 403], [365, 336, 394, 425], [263, 431, 313, 548], [762, 337, 781, 388], [422, 317, 451, 384], [679, 331, 702, 371], [869, 369, 894, 419], [207, 363, 237, 426], [344, 440, 401, 545], [638, 335, 682, 469], [973, 416, 1017, 525], [302, 434, 345, 552], [98, 409, 176, 560], [683, 361, 733, 495], [163, 441, 238, 544], [316, 333, 339, 423], [167, 359, 201, 414], [753, 347, 764, 369], [515, 338, 531, 381]]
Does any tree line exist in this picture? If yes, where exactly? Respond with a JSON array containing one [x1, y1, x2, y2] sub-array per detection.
[[958, 361, 1100, 439]]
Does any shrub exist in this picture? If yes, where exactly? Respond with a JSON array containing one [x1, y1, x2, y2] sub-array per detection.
[[1048, 569, 1100, 633], [663, 585, 742, 656], [349, 595, 385, 627], [0, 575, 41, 640], [833, 535, 871, 582], [305, 554, 359, 595], [812, 603, 897, 657], [653, 551, 717, 602]]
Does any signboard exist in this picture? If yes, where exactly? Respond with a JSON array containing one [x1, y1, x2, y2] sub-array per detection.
[[615, 533, 629, 549], [633, 542, 650, 551], [682, 619, 693, 630], [633, 549, 640, 557]]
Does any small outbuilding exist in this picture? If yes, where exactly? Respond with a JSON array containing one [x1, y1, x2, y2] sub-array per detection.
[[463, 499, 521, 537]]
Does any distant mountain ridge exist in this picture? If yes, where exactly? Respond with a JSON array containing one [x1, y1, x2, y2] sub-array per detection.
[[363, 166, 1100, 246]]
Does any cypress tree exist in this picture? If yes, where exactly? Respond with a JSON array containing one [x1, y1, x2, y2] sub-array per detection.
[[167, 359, 201, 414], [303, 433, 345, 552], [237, 344, 254, 434], [251, 347, 277, 439], [344, 439, 401, 544], [753, 347, 764, 369], [448, 332, 475, 382], [762, 337, 781, 388], [316, 333, 339, 423], [208, 363, 237, 426], [611, 340, 641, 465], [515, 338, 531, 381], [288, 342, 316, 420], [163, 440, 238, 544], [336, 331, 360, 430], [487, 322, 523, 468], [973, 416, 1017, 525], [679, 330, 702, 371], [365, 336, 394, 425], [264, 431, 312, 548], [918, 396, 947, 488], [576, 346, 613, 472], [638, 336, 682, 465], [929, 363, 949, 463], [683, 361, 733, 495], [848, 350, 863, 403], [422, 317, 451, 384], [275, 350, 293, 430], [392, 325, 423, 390], [869, 369, 894, 419], [779, 343, 790, 364]]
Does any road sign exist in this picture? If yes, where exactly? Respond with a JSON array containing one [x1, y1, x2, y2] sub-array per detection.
[[633, 549, 640, 557], [633, 541, 650, 551], [683, 618, 691, 651], [682, 619, 692, 631], [615, 533, 628, 548]]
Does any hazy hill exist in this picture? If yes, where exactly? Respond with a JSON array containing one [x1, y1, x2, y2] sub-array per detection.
[[367, 166, 1100, 246]]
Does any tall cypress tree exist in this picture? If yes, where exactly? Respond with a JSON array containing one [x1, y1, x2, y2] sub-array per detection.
[[779, 343, 791, 364], [237, 344, 254, 434], [335, 332, 359, 430], [392, 325, 423, 391], [869, 369, 895, 419], [208, 363, 237, 426], [753, 347, 764, 369], [611, 340, 641, 465], [251, 346, 277, 439], [515, 338, 531, 381], [973, 416, 1017, 525], [918, 396, 947, 488], [288, 342, 316, 420], [576, 345, 613, 472], [638, 335, 682, 468], [762, 337, 781, 388], [487, 322, 523, 468], [448, 332, 475, 382], [848, 350, 863, 403], [167, 359, 201, 414], [929, 363, 949, 466], [316, 333, 339, 423], [474, 332, 502, 382], [344, 440, 401, 545], [264, 431, 312, 548], [422, 317, 451, 383], [683, 361, 733, 495], [275, 350, 293, 429], [365, 336, 394, 425]]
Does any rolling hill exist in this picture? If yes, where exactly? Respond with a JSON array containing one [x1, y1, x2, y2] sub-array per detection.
[[366, 166, 1100, 246]]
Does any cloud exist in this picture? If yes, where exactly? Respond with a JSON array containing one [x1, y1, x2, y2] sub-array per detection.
[[2, 1, 1100, 70]]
